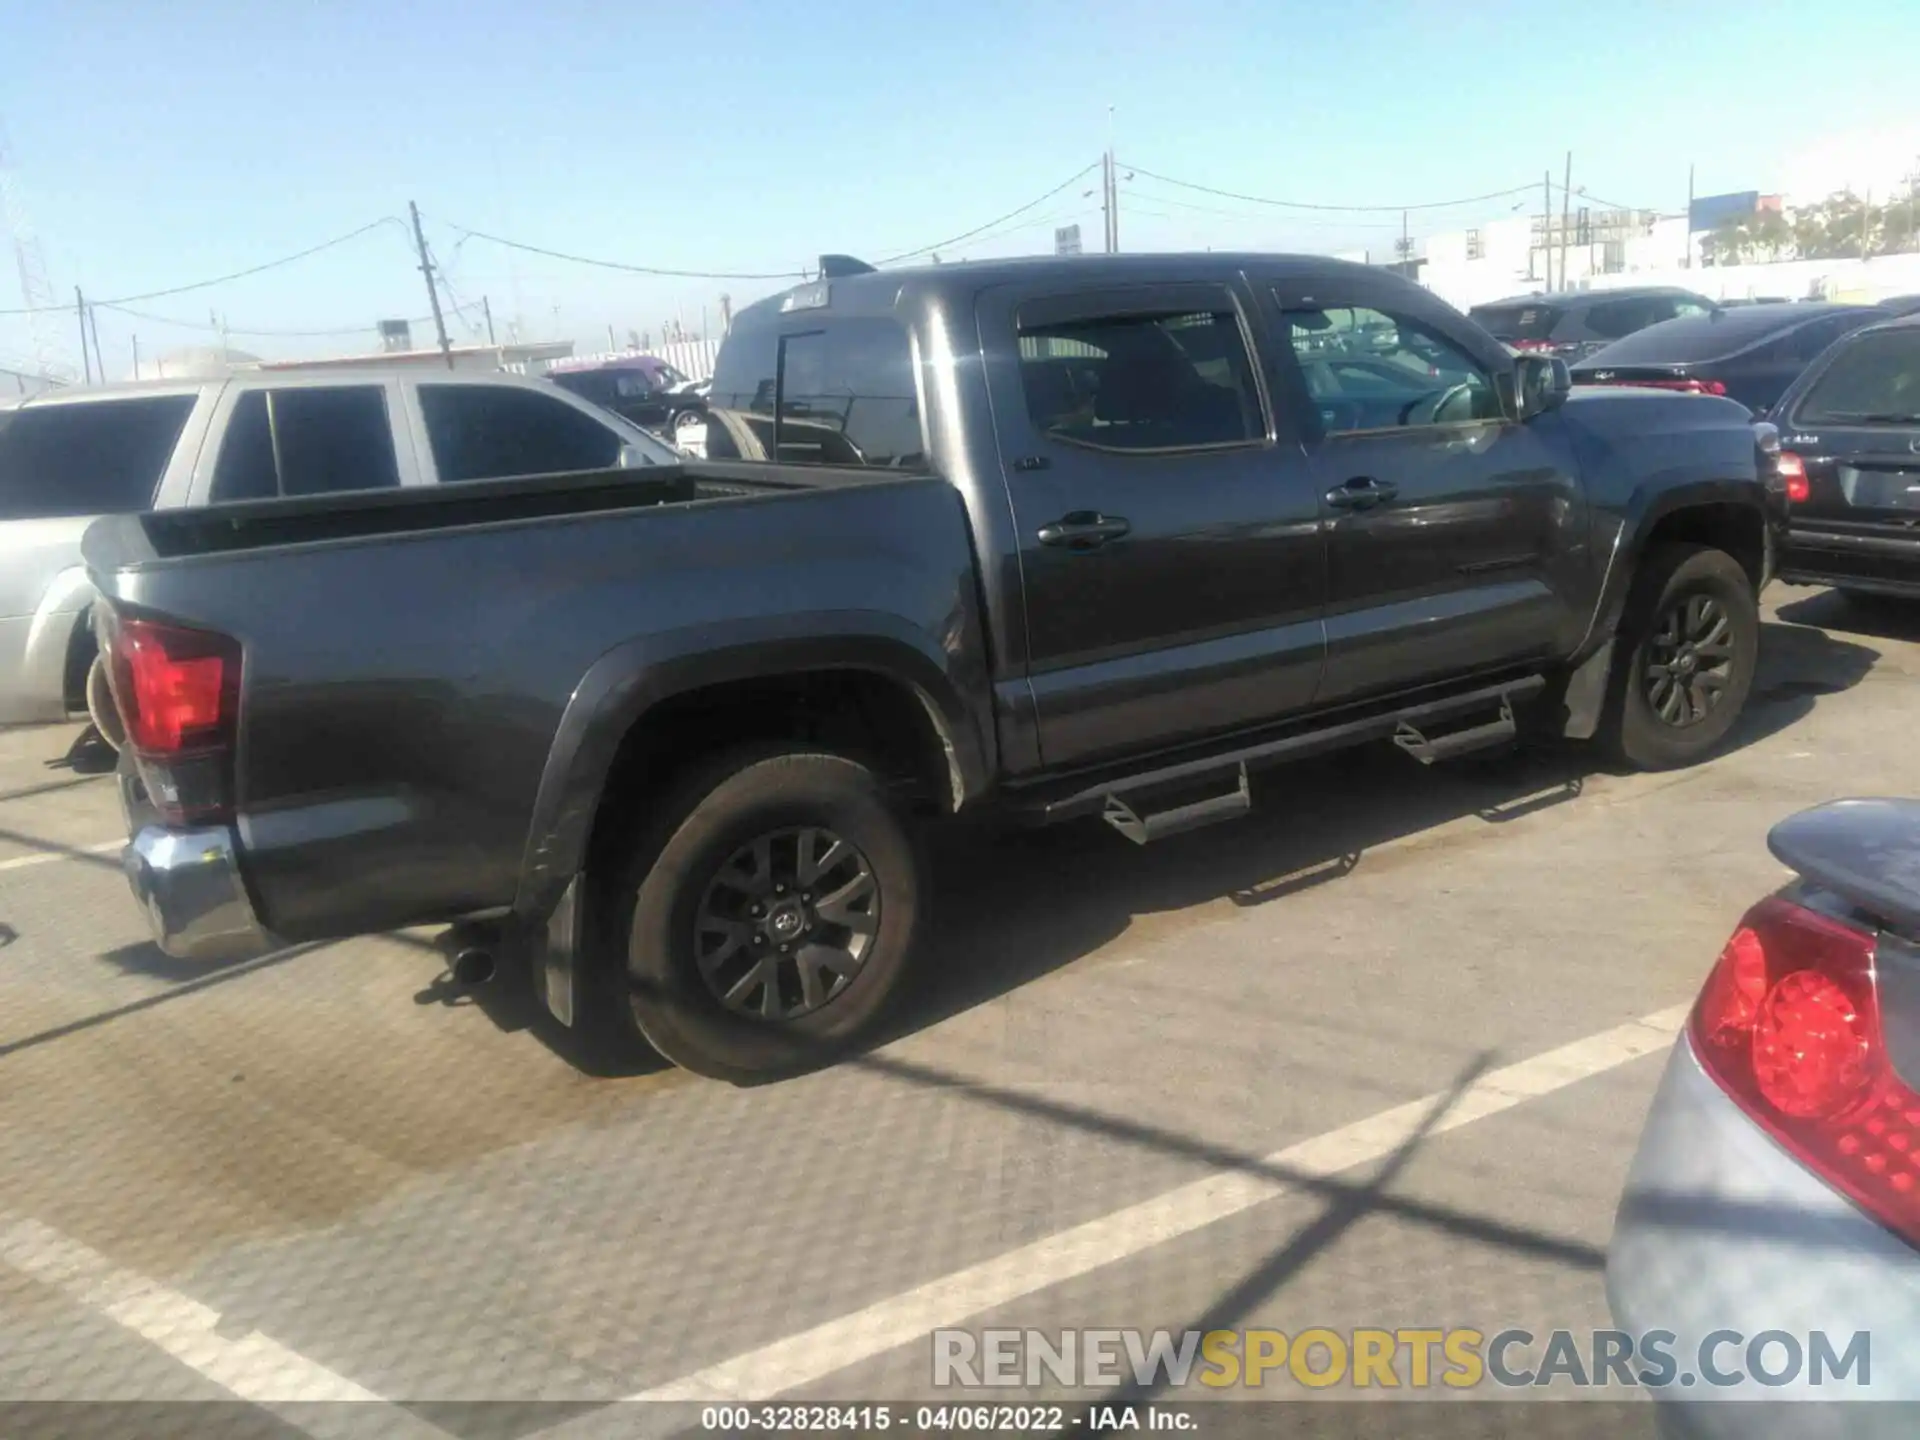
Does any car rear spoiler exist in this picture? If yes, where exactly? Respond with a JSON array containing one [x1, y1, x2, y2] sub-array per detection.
[[1769, 800, 1920, 936]]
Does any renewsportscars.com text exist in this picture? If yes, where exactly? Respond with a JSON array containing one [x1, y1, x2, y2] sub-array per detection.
[[932, 1327, 1871, 1392]]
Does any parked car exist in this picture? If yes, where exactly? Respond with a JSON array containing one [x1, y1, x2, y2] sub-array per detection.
[[1572, 303, 1884, 415], [87, 251, 1785, 1081], [1609, 798, 1920, 1433], [1767, 313, 1920, 600], [1467, 286, 1720, 362], [0, 369, 675, 742], [546, 355, 708, 441]]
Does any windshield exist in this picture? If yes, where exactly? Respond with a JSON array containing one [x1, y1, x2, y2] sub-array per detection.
[[0, 395, 195, 519], [1795, 329, 1920, 424]]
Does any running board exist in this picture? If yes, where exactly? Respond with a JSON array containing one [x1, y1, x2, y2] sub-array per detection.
[[1393, 698, 1517, 765], [1017, 673, 1547, 827], [1103, 764, 1251, 845]]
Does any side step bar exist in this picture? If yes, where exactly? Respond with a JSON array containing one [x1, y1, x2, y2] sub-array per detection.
[[1020, 673, 1546, 832], [1103, 764, 1251, 846], [1393, 697, 1517, 766]]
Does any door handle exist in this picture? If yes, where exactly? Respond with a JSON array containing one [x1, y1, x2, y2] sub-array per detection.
[[1037, 511, 1132, 549], [1325, 475, 1399, 510]]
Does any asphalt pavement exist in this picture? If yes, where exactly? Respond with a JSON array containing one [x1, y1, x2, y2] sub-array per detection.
[[0, 585, 1915, 1438]]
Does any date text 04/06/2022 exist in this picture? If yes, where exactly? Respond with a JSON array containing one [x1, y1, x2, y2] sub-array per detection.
[[699, 1404, 1195, 1432]]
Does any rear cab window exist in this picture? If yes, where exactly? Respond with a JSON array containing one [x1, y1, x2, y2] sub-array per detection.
[[0, 394, 196, 519], [1793, 329, 1920, 424], [707, 313, 925, 468]]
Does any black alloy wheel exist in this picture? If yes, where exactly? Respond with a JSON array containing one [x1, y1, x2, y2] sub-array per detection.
[[692, 826, 879, 1021], [1642, 593, 1735, 728]]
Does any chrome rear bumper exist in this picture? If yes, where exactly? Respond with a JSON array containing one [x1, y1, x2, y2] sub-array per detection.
[[118, 765, 271, 961]]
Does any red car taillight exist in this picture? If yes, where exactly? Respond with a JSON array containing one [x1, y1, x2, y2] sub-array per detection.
[[107, 617, 241, 825], [1585, 377, 1729, 397], [1776, 450, 1811, 504], [1510, 339, 1557, 353], [1690, 898, 1920, 1238]]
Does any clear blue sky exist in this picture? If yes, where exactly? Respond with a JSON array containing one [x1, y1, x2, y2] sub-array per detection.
[[3, 0, 1916, 375]]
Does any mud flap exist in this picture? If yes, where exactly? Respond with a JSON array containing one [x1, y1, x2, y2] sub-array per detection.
[[1559, 639, 1616, 741], [537, 875, 584, 1027]]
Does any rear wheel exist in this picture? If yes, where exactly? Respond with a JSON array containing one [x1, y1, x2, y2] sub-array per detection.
[[1601, 544, 1759, 771], [601, 745, 924, 1082], [85, 654, 124, 752]]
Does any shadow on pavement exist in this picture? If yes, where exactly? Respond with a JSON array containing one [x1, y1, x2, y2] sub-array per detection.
[[1776, 585, 1920, 645]]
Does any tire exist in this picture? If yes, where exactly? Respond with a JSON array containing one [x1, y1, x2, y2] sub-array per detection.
[[602, 745, 925, 1082], [85, 654, 125, 752], [1600, 544, 1759, 771]]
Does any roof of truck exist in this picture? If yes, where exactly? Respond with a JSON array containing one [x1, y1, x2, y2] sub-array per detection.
[[735, 250, 1404, 325]]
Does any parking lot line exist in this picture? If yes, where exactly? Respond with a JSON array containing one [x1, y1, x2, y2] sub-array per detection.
[[0, 1215, 455, 1438], [0, 840, 122, 873], [610, 1004, 1689, 1408]]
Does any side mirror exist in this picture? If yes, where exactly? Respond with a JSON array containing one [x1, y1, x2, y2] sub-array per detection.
[[616, 441, 654, 469], [1514, 355, 1572, 419]]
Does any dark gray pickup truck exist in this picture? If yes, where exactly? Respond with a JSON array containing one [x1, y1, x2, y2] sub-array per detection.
[[86, 252, 1790, 1080]]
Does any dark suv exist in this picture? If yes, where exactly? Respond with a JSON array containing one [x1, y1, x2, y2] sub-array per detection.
[[1468, 287, 1719, 361], [1771, 313, 1920, 599]]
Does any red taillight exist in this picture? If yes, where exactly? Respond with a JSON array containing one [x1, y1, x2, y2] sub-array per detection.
[[109, 619, 234, 755], [1689, 897, 1920, 1239], [1511, 339, 1555, 353], [1586, 377, 1728, 396], [1777, 450, 1811, 504]]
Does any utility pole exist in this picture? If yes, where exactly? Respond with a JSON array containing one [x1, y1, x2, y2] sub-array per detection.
[[131, 334, 140, 380], [481, 294, 496, 346], [1105, 152, 1121, 257], [408, 200, 455, 370], [1542, 170, 1553, 289], [1686, 163, 1695, 269], [88, 302, 105, 382], [1105, 106, 1118, 254], [1559, 151, 1573, 292], [74, 286, 92, 385], [1401, 210, 1410, 271]]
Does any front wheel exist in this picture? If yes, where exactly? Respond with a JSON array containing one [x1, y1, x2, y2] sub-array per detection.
[[604, 746, 925, 1082], [1600, 544, 1759, 771]]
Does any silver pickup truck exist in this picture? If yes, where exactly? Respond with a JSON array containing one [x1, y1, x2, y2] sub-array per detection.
[[0, 366, 674, 740]]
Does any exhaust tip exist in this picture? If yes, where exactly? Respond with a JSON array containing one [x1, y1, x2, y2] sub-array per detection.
[[452, 948, 496, 987]]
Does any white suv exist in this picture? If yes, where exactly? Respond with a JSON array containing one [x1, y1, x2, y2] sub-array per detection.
[[0, 367, 676, 740]]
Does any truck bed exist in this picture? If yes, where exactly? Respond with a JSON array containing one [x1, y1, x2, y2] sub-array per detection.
[[84, 458, 991, 943], [81, 459, 903, 568]]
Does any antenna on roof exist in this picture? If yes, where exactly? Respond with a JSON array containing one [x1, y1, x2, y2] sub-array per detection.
[[817, 254, 876, 278]]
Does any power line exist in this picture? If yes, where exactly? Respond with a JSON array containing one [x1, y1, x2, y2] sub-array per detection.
[[95, 300, 434, 340], [0, 217, 407, 316], [1118, 181, 1409, 231], [875, 163, 1102, 265], [435, 219, 807, 280], [1120, 162, 1539, 215]]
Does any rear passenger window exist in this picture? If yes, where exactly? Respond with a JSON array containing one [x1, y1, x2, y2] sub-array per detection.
[[419, 385, 623, 482], [1017, 309, 1261, 451], [209, 387, 400, 502]]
